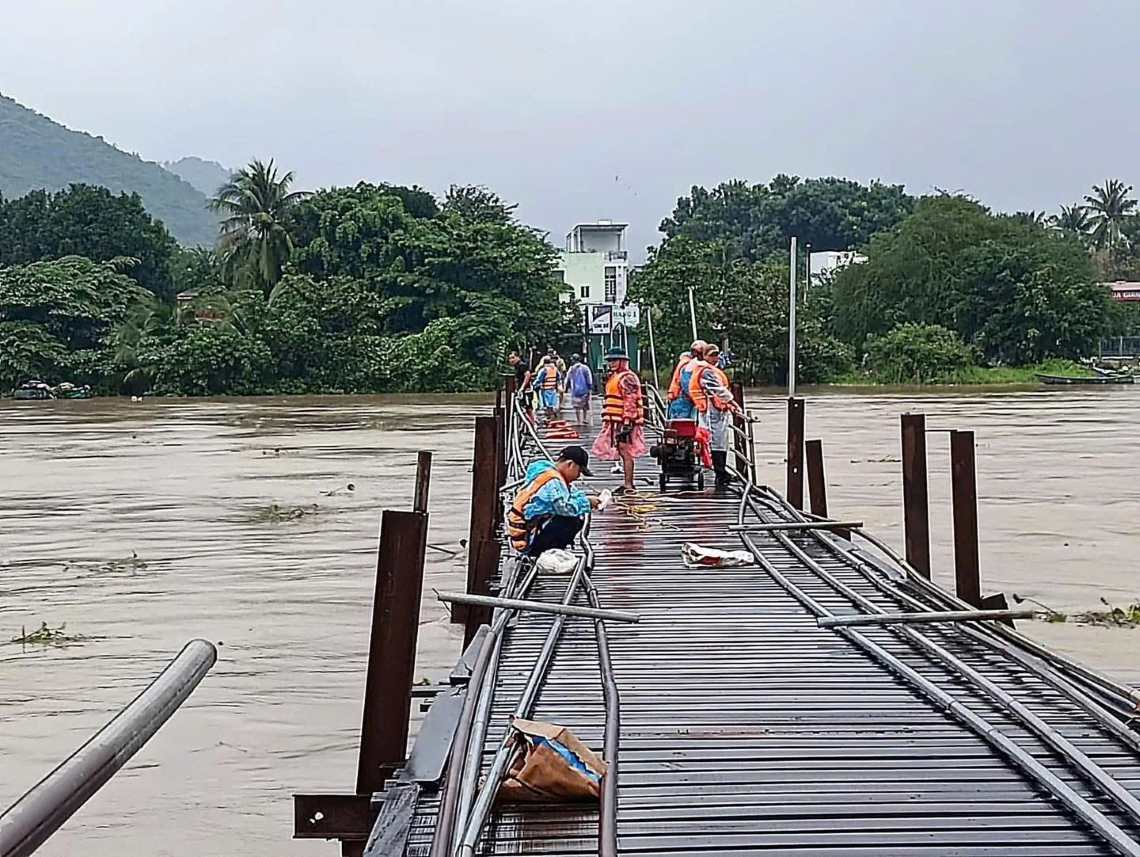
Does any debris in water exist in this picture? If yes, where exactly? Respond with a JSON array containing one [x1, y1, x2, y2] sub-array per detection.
[[10, 622, 85, 646], [253, 503, 321, 523]]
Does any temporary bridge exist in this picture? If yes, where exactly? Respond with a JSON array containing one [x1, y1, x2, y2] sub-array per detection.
[[286, 382, 1140, 857]]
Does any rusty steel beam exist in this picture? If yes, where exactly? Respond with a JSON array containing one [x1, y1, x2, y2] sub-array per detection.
[[356, 508, 429, 796], [901, 412, 931, 578], [950, 429, 982, 608], [413, 451, 432, 514], [459, 416, 498, 644], [785, 397, 805, 509], [805, 439, 848, 541]]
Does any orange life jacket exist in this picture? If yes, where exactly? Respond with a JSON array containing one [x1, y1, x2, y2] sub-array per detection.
[[506, 468, 565, 551], [666, 354, 692, 401], [689, 363, 733, 413], [603, 369, 644, 424], [538, 364, 559, 390]]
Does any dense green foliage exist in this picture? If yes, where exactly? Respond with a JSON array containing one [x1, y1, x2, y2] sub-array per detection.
[[865, 323, 976, 383], [0, 184, 178, 298], [831, 196, 1109, 364], [3, 157, 1138, 395], [0, 93, 217, 246], [661, 175, 913, 262], [629, 237, 852, 385], [0, 168, 574, 396], [0, 256, 150, 390]]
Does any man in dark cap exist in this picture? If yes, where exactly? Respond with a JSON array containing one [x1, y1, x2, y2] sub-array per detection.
[[506, 446, 600, 555]]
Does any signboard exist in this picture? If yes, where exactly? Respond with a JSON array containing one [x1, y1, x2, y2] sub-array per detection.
[[615, 303, 640, 327], [586, 304, 613, 334], [585, 303, 640, 333]]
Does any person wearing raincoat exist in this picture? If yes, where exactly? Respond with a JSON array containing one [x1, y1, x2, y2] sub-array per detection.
[[689, 343, 742, 487], [666, 340, 706, 420]]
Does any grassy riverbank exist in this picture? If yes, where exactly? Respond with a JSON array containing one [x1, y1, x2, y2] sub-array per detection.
[[831, 359, 1096, 387]]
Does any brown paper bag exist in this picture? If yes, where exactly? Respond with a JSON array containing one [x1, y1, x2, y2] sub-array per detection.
[[496, 718, 608, 803]]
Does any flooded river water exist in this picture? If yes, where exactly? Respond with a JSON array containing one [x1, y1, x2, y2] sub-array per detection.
[[2, 389, 1138, 856]]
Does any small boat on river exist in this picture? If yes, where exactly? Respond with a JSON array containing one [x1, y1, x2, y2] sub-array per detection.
[[1037, 373, 1135, 385]]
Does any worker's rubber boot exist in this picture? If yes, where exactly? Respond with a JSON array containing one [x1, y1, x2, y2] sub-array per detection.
[[712, 451, 731, 488]]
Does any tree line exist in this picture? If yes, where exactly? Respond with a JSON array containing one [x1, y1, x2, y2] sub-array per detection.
[[3, 167, 1138, 394], [630, 176, 1140, 385], [0, 165, 578, 395]]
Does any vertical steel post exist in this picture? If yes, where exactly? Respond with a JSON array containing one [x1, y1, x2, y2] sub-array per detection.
[[805, 439, 827, 518], [413, 451, 432, 514], [950, 429, 982, 607], [805, 439, 847, 540], [786, 397, 805, 509], [788, 237, 798, 397], [355, 508, 429, 797], [459, 417, 498, 643], [900, 413, 931, 578]]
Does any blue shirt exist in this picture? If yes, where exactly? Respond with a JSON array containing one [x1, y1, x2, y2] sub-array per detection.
[[521, 460, 591, 520], [566, 363, 592, 397]]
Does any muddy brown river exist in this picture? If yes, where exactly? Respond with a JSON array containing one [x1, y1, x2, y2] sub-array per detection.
[[2, 389, 1138, 856]]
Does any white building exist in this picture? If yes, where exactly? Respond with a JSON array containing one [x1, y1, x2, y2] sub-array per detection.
[[557, 221, 630, 306], [809, 250, 867, 286], [554, 220, 640, 368]]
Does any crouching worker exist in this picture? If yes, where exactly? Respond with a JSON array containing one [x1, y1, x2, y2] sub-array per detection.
[[507, 446, 600, 556]]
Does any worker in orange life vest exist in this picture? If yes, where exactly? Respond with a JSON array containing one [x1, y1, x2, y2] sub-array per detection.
[[689, 343, 742, 487], [666, 340, 707, 420], [590, 347, 646, 494], [532, 355, 563, 422], [506, 446, 600, 555]]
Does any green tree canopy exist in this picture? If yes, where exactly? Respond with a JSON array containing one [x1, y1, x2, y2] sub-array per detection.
[[211, 159, 308, 294], [831, 196, 1109, 363], [629, 236, 850, 384], [0, 255, 151, 349], [660, 175, 913, 262], [0, 184, 178, 298]]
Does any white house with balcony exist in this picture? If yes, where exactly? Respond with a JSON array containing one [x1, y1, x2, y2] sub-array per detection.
[[555, 220, 640, 370]]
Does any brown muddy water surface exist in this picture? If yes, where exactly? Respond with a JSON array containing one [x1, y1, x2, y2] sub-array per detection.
[[2, 389, 1138, 856]]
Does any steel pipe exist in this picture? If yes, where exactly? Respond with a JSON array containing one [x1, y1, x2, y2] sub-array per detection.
[[436, 591, 640, 624], [0, 639, 217, 857], [817, 609, 1037, 628]]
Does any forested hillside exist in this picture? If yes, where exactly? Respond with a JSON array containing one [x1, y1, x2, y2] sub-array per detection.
[[0, 93, 217, 246], [162, 156, 232, 197]]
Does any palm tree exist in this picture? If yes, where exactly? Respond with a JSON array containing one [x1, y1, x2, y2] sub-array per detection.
[[1083, 179, 1137, 251], [1012, 210, 1048, 228], [1052, 204, 1092, 235], [209, 159, 308, 295]]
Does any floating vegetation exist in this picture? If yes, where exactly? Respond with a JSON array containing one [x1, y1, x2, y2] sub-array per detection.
[[253, 502, 321, 523], [62, 551, 148, 576], [10, 622, 85, 646], [1015, 594, 1140, 627]]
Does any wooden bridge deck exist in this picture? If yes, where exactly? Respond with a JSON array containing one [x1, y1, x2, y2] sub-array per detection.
[[394, 411, 1140, 857]]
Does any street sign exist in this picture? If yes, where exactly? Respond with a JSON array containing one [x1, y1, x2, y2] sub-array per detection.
[[586, 304, 613, 334]]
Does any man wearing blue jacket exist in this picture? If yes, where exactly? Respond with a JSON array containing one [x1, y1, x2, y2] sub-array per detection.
[[506, 446, 599, 556]]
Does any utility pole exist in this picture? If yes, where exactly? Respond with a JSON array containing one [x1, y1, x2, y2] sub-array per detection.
[[788, 237, 798, 397]]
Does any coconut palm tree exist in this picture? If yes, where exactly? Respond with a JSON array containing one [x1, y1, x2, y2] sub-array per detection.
[[1083, 179, 1137, 251], [209, 159, 308, 295]]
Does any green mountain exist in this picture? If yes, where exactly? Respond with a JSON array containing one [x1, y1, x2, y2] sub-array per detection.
[[162, 156, 232, 197], [0, 93, 218, 247]]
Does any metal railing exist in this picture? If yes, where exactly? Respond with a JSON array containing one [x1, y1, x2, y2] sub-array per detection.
[[433, 391, 619, 857], [0, 639, 217, 857], [730, 469, 1140, 857]]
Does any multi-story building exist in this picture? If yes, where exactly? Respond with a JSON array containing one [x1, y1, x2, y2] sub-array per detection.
[[555, 221, 640, 371]]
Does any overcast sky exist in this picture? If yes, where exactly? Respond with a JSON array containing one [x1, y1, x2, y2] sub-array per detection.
[[3, 0, 1138, 257]]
